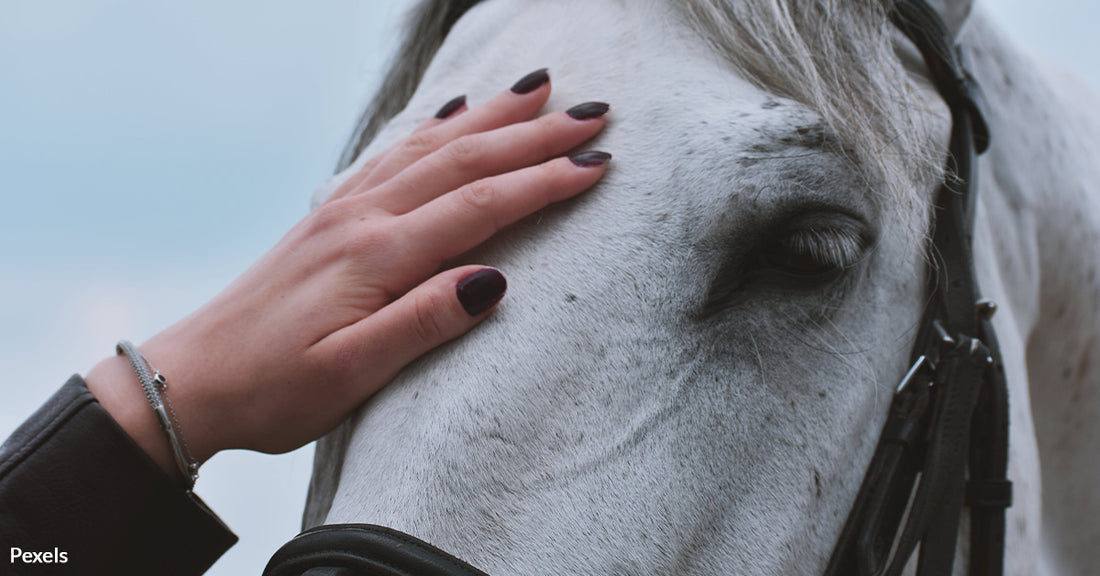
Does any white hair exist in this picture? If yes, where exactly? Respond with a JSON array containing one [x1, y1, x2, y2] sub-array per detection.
[[676, 0, 943, 207], [337, 0, 942, 207], [310, 0, 947, 529]]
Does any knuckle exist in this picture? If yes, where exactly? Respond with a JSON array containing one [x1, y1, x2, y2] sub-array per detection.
[[400, 132, 439, 158], [443, 135, 483, 166], [460, 180, 498, 215], [385, 176, 420, 203], [313, 200, 345, 227], [411, 290, 451, 343], [302, 201, 347, 238], [318, 339, 359, 383]]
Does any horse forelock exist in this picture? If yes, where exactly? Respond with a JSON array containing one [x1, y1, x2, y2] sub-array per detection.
[[677, 0, 943, 213], [338, 0, 942, 210]]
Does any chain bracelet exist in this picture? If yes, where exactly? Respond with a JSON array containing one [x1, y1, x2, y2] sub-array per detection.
[[116, 340, 199, 490]]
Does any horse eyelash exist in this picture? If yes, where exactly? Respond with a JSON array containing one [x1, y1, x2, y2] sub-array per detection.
[[780, 226, 867, 269]]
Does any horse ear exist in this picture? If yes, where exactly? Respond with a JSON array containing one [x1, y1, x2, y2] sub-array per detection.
[[924, 0, 974, 38]]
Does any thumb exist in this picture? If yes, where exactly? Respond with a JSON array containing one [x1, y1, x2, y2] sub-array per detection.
[[325, 266, 507, 393]]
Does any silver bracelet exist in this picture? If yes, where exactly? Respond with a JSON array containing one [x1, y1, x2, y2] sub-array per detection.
[[116, 340, 199, 490]]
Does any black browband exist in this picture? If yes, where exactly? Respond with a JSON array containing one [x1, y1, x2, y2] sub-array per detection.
[[265, 1, 1010, 574]]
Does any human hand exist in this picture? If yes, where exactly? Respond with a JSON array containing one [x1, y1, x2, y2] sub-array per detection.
[[85, 68, 610, 477]]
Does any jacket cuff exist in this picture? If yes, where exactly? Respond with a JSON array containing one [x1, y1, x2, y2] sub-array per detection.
[[0, 375, 238, 575]]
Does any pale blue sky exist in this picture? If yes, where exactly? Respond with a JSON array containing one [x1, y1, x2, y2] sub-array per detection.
[[0, 2, 411, 574], [0, 1, 1095, 575]]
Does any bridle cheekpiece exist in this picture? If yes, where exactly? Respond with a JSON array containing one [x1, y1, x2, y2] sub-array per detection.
[[824, 1, 1010, 575]]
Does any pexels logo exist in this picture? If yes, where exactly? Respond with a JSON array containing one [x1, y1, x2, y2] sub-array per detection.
[[10, 547, 69, 564]]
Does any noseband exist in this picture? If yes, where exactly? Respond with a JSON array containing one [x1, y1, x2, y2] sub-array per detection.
[[265, 1, 1010, 574]]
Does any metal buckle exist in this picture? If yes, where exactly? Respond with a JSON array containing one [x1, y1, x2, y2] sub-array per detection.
[[895, 355, 932, 394]]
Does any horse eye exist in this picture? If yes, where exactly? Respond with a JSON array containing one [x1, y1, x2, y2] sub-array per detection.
[[764, 250, 839, 277], [699, 211, 872, 314], [759, 219, 869, 280]]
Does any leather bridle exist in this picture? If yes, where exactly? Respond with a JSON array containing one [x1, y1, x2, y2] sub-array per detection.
[[265, 1, 1011, 574], [823, 1, 1010, 575]]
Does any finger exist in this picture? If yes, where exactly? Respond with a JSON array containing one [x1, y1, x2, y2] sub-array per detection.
[[371, 102, 609, 214], [401, 152, 611, 264], [333, 68, 553, 202], [325, 94, 470, 206], [317, 266, 507, 397]]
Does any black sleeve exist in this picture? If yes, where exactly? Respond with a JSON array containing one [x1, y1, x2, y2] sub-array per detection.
[[0, 375, 238, 575]]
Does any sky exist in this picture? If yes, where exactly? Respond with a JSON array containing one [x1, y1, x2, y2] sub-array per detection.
[[1, 1, 1096, 574], [0, 1, 410, 573]]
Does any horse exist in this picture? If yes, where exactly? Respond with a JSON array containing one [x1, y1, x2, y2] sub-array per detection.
[[300, 0, 1100, 573]]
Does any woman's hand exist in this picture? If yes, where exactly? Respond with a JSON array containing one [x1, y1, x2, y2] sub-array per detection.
[[84, 68, 610, 478]]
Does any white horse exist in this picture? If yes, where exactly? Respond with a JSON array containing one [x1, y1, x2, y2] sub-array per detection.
[[304, 0, 1100, 573]]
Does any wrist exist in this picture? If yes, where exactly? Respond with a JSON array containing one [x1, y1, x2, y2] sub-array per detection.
[[85, 354, 179, 479]]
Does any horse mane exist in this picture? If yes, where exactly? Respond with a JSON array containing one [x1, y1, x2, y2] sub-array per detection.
[[336, 0, 483, 171], [335, 0, 940, 208]]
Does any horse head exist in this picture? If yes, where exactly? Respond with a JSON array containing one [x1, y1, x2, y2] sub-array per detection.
[[300, 0, 1100, 573]]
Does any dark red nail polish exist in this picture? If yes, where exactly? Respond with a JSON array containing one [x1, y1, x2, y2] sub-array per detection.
[[511, 68, 550, 94], [570, 151, 612, 167], [435, 95, 467, 119], [457, 268, 507, 316], [566, 102, 610, 120]]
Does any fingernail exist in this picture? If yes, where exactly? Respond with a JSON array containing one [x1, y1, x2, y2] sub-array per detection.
[[434, 94, 466, 119], [566, 102, 610, 120], [511, 68, 550, 94], [570, 151, 612, 167], [457, 268, 508, 316]]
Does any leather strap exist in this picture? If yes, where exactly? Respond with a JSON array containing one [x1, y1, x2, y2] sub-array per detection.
[[263, 524, 491, 576], [824, 1, 1010, 575], [966, 316, 1011, 576], [891, 0, 990, 155]]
